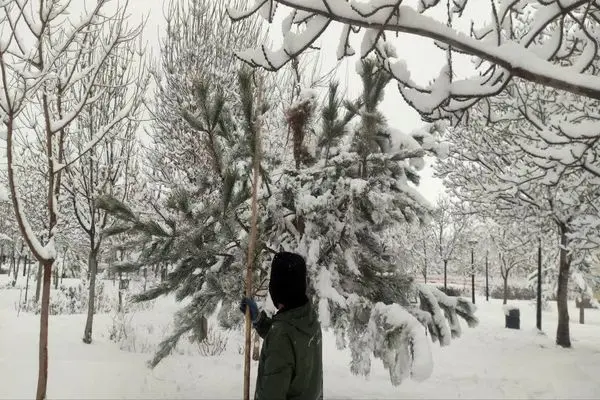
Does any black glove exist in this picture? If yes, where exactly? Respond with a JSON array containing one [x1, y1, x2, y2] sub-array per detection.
[[239, 297, 259, 323]]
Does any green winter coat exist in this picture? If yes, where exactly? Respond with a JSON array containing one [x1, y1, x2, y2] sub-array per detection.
[[253, 302, 323, 400]]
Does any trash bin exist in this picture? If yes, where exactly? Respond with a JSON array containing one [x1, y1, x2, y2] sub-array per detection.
[[504, 306, 520, 330]]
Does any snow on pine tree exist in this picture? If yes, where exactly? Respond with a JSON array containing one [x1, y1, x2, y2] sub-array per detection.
[[99, 55, 477, 386], [262, 56, 477, 385], [97, 69, 270, 367]]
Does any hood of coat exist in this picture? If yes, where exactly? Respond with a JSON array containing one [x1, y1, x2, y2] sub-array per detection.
[[274, 301, 319, 336]]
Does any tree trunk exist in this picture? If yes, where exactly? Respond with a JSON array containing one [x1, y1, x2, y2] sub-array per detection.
[[118, 272, 123, 313], [15, 245, 24, 281], [536, 239, 542, 331], [443, 259, 448, 291], [422, 239, 427, 284], [53, 265, 59, 290], [24, 260, 31, 304], [36, 260, 52, 400], [13, 252, 20, 285], [579, 301, 585, 324], [83, 248, 99, 344], [35, 261, 43, 303], [556, 226, 571, 348], [10, 247, 16, 278], [502, 275, 508, 305]]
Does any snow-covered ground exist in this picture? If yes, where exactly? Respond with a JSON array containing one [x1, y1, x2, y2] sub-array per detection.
[[1, 278, 599, 399]]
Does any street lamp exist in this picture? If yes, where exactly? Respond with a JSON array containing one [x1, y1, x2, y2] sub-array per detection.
[[468, 239, 478, 304]]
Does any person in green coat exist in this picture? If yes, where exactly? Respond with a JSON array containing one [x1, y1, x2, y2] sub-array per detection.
[[240, 252, 323, 400]]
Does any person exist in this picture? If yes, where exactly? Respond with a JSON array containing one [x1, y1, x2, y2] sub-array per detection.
[[240, 251, 323, 400]]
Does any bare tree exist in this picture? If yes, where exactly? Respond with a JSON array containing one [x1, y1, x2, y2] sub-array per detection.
[[436, 112, 600, 347], [0, 1, 144, 398], [489, 223, 533, 304], [62, 37, 147, 344], [430, 197, 468, 289]]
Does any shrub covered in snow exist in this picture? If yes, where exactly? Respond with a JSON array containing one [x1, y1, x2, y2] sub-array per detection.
[[490, 285, 536, 301], [21, 279, 112, 315], [437, 286, 466, 297]]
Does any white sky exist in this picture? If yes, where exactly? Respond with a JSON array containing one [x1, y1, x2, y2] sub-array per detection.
[[1, 0, 492, 205]]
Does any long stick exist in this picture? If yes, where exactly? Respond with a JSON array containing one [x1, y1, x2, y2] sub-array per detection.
[[244, 77, 263, 400]]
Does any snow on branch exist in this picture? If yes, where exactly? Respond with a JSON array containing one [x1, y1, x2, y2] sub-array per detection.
[[229, 0, 600, 120]]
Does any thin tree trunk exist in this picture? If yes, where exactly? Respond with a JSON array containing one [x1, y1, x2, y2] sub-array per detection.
[[118, 272, 123, 313], [443, 259, 448, 291], [536, 239, 542, 331], [13, 250, 20, 285], [579, 301, 585, 324], [10, 247, 16, 278], [2, 245, 9, 276], [15, 243, 24, 281], [36, 260, 52, 400], [556, 226, 571, 348], [422, 239, 427, 284], [53, 264, 59, 290], [502, 275, 508, 305], [35, 261, 43, 303], [83, 248, 99, 344], [24, 259, 31, 304]]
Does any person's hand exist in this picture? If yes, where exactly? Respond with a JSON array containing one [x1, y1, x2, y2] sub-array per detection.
[[239, 297, 259, 323]]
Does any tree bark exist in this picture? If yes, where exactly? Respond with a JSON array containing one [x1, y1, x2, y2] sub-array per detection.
[[36, 261, 52, 400], [556, 226, 571, 348], [83, 248, 99, 344], [53, 265, 59, 290], [13, 250, 20, 285], [536, 239, 542, 331], [10, 247, 16, 278], [443, 259, 448, 291], [35, 261, 43, 303], [502, 274, 509, 305], [422, 239, 428, 284], [24, 260, 31, 304]]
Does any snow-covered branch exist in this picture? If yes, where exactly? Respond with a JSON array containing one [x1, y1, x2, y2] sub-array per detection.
[[230, 0, 600, 120]]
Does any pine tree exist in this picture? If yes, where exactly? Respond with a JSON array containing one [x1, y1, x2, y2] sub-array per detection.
[[97, 69, 269, 367], [100, 56, 478, 387], [262, 56, 478, 385]]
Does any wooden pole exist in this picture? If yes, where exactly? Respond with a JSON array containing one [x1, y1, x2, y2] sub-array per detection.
[[244, 76, 263, 400]]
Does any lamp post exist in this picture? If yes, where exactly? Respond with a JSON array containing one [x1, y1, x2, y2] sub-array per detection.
[[468, 239, 478, 304]]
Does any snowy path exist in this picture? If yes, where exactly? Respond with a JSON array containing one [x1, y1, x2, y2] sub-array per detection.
[[1, 285, 599, 399]]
